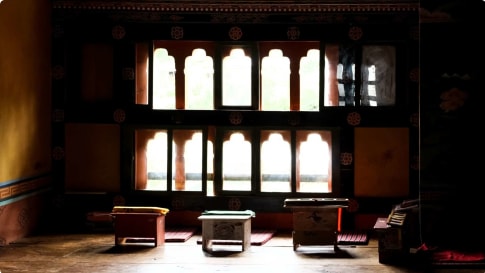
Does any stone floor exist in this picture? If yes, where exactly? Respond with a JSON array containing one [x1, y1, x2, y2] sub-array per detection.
[[0, 231, 483, 273]]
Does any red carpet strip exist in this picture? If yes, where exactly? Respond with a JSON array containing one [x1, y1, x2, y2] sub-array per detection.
[[196, 229, 276, 246], [337, 231, 369, 245], [165, 227, 198, 242]]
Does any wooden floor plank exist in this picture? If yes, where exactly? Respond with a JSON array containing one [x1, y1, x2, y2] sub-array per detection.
[[0, 232, 472, 273]]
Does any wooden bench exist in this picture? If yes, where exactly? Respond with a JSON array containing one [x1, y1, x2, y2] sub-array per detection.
[[284, 198, 349, 251], [198, 210, 255, 252], [111, 206, 169, 247]]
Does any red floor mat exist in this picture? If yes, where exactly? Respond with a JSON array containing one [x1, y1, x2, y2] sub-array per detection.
[[338, 231, 369, 245], [433, 250, 485, 263], [165, 227, 198, 242], [196, 229, 276, 246]]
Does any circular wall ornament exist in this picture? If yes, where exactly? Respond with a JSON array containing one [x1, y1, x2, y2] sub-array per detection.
[[409, 67, 419, 82], [229, 111, 243, 125], [53, 24, 65, 39], [52, 65, 65, 80], [287, 26, 300, 40], [214, 222, 235, 239], [18, 208, 29, 229], [52, 194, 64, 209], [122, 68, 135, 80], [113, 109, 126, 123], [348, 26, 363, 41], [52, 109, 65, 122], [171, 26, 184, 39], [228, 197, 242, 210], [171, 197, 184, 210], [340, 152, 353, 166], [112, 25, 126, 40], [113, 195, 125, 206], [52, 146, 65, 160], [228, 26, 243, 40], [409, 26, 419, 41], [346, 112, 361, 126], [410, 112, 419, 127]]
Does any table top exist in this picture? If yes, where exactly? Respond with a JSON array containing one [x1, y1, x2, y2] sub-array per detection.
[[284, 198, 349, 208], [198, 215, 253, 220], [111, 212, 166, 216]]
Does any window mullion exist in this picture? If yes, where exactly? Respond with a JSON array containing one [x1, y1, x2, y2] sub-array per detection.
[[166, 130, 173, 192], [252, 129, 261, 193], [354, 45, 363, 107]]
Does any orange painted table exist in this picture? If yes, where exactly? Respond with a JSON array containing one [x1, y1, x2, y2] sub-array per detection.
[[111, 206, 169, 247]]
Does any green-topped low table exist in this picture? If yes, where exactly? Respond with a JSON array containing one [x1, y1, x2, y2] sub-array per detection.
[[284, 198, 349, 251], [198, 210, 255, 252]]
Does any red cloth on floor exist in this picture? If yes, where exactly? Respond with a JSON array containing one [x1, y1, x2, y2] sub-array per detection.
[[433, 250, 485, 262]]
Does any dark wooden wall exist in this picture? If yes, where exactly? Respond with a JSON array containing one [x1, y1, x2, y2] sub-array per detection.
[[420, 0, 485, 250], [48, 1, 419, 233]]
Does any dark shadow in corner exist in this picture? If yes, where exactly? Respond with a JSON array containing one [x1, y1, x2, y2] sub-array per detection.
[[294, 247, 354, 258], [102, 244, 159, 254]]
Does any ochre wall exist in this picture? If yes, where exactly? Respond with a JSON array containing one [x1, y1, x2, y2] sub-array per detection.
[[0, 0, 52, 245], [0, 0, 52, 181]]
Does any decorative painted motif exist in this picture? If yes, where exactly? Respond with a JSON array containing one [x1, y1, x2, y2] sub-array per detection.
[[122, 68, 134, 80], [52, 146, 65, 160], [52, 65, 65, 80], [18, 208, 29, 229], [340, 152, 353, 166], [228, 26, 243, 40], [213, 222, 236, 239], [439, 87, 468, 112], [410, 112, 418, 127], [229, 112, 243, 125], [287, 26, 300, 40], [113, 195, 125, 206], [409, 25, 419, 40], [228, 197, 241, 210], [52, 109, 65, 122], [171, 26, 184, 39], [113, 109, 126, 123], [52, 1, 419, 14], [0, 187, 10, 199], [346, 112, 361, 126], [52, 194, 65, 209], [409, 67, 419, 82], [348, 26, 363, 40], [112, 25, 126, 40], [53, 24, 65, 38]]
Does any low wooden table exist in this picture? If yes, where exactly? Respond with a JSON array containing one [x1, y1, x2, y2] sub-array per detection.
[[111, 206, 169, 247], [198, 210, 255, 252], [284, 198, 349, 251]]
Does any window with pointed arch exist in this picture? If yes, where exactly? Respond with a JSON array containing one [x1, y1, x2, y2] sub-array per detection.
[[133, 127, 336, 196], [135, 41, 396, 110]]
